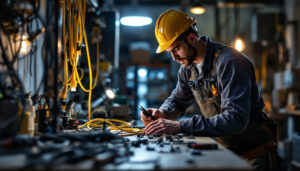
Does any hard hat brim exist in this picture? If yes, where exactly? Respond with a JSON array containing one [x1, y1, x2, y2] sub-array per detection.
[[156, 35, 178, 53]]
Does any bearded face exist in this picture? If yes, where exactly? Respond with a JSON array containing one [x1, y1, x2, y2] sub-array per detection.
[[167, 39, 197, 67], [183, 44, 197, 67]]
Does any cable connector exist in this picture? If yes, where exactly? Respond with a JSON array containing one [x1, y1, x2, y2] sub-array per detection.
[[70, 73, 77, 92], [59, 84, 68, 99]]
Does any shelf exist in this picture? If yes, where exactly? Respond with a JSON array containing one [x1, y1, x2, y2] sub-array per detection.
[[279, 109, 300, 116], [275, 87, 300, 93]]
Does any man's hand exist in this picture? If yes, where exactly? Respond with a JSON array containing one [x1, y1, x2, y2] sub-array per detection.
[[145, 118, 181, 135], [140, 108, 165, 127]]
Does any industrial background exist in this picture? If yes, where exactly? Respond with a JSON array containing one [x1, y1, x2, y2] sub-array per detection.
[[0, 0, 300, 170]]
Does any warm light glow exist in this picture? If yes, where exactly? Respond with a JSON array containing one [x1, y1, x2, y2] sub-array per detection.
[[190, 6, 206, 15], [105, 89, 116, 99], [120, 16, 152, 26], [20, 35, 31, 55], [234, 37, 245, 52]]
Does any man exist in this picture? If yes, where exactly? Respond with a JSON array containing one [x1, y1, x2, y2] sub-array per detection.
[[140, 9, 278, 170]]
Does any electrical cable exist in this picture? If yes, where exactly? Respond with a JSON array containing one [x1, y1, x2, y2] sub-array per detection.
[[62, 0, 101, 125], [51, 0, 60, 133], [78, 108, 144, 135], [78, 118, 144, 135], [0, 0, 45, 97], [0, 1, 37, 135], [0, 0, 42, 66], [60, 0, 140, 136], [0, 38, 26, 137]]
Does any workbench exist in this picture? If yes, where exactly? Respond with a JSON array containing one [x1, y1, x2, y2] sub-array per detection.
[[104, 135, 253, 171], [0, 133, 253, 171]]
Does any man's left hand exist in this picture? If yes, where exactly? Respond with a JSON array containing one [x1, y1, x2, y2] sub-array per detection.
[[145, 118, 181, 135]]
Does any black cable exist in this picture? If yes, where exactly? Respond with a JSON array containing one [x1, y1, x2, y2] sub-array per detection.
[[33, 0, 39, 91], [0, 0, 42, 67], [34, 39, 37, 92], [29, 22, 33, 77], [0, 0, 44, 137], [35, 9, 55, 94], [0, 36, 18, 89], [52, 0, 60, 134], [42, 0, 59, 133], [0, 7, 23, 65], [33, 0, 56, 95], [34, 41, 47, 94], [33, 0, 40, 92], [0, 38, 26, 138]]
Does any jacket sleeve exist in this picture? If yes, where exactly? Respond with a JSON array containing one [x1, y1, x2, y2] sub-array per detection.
[[159, 66, 194, 120], [180, 50, 253, 136]]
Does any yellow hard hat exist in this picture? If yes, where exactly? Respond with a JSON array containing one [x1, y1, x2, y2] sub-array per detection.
[[155, 9, 196, 53]]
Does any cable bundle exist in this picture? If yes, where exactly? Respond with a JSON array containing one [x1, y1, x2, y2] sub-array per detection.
[[61, 1, 143, 135], [61, 0, 99, 123]]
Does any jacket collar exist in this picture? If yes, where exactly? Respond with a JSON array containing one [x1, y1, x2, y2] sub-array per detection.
[[201, 36, 213, 73], [186, 36, 212, 75]]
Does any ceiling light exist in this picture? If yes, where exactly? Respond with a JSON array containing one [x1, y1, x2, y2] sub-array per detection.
[[19, 34, 31, 55], [190, 2, 206, 15], [233, 36, 245, 52], [120, 16, 152, 26]]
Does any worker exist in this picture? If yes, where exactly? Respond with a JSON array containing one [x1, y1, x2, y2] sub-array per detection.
[[140, 9, 279, 170]]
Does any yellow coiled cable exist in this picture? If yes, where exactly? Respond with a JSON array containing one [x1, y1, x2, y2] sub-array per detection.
[[63, 0, 142, 136]]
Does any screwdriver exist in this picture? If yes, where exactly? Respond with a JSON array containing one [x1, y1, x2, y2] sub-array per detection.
[[140, 106, 156, 121]]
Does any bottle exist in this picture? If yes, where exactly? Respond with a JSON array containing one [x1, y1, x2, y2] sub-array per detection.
[[18, 93, 35, 136]]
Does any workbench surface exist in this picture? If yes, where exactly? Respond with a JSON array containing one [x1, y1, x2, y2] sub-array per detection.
[[0, 133, 253, 171]]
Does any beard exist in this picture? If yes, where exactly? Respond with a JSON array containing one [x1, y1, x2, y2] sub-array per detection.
[[181, 46, 197, 67]]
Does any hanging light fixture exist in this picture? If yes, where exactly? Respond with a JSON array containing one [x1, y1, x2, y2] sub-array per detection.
[[190, 1, 206, 15], [233, 35, 245, 52], [232, 2, 245, 52], [19, 34, 31, 55], [120, 0, 152, 27]]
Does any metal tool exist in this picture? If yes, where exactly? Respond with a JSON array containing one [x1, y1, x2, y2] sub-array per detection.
[[139, 106, 155, 120]]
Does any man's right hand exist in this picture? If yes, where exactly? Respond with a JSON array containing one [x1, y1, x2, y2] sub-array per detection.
[[140, 108, 166, 127]]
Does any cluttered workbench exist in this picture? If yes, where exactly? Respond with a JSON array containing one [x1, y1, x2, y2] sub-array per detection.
[[0, 132, 253, 171]]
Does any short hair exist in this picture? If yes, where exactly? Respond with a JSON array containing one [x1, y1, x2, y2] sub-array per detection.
[[177, 23, 199, 40]]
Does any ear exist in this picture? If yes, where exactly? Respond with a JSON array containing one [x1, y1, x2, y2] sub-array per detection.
[[187, 32, 197, 43]]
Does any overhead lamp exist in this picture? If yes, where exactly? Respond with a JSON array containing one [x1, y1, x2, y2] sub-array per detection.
[[233, 36, 245, 52], [190, 2, 206, 15], [120, 16, 152, 26], [19, 34, 31, 55], [232, 3, 245, 52]]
